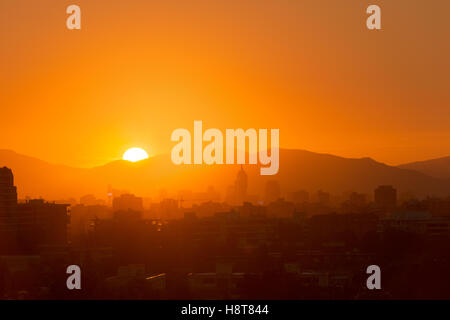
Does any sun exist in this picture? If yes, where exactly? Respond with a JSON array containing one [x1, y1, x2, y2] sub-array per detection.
[[123, 148, 149, 162]]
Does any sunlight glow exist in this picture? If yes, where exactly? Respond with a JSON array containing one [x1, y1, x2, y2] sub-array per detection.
[[123, 148, 149, 162]]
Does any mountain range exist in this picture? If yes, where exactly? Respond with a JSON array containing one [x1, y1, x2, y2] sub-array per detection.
[[1, 149, 449, 200], [397, 156, 450, 180]]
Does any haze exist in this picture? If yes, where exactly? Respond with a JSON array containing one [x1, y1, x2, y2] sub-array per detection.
[[1, 0, 449, 167]]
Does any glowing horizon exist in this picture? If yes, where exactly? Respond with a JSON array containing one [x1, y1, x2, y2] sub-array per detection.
[[123, 148, 149, 162]]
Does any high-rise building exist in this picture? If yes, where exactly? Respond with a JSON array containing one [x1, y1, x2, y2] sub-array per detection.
[[234, 166, 248, 205], [374, 185, 397, 209], [0, 168, 70, 254], [0, 167, 18, 217], [0, 167, 18, 254]]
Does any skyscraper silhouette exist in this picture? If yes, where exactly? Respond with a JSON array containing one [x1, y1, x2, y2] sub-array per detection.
[[0, 167, 17, 217], [0, 167, 18, 254], [234, 166, 248, 205]]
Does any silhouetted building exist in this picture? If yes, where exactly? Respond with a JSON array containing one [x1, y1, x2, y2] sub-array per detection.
[[0, 167, 18, 254], [178, 187, 220, 207], [0, 167, 17, 217], [190, 201, 228, 218], [1, 168, 70, 254], [17, 199, 70, 251], [341, 192, 368, 213], [70, 204, 111, 243], [113, 194, 143, 212], [238, 202, 266, 218], [267, 199, 296, 218], [374, 185, 397, 209], [80, 194, 105, 206], [187, 262, 245, 299], [159, 198, 179, 219], [424, 197, 450, 217], [234, 166, 248, 205]]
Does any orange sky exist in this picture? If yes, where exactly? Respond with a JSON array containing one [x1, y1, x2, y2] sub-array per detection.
[[1, 0, 449, 167]]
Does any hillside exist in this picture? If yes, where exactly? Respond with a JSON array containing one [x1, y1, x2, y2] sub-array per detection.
[[1, 149, 449, 200]]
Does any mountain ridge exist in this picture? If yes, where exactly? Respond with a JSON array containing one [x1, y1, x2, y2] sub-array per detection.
[[397, 156, 450, 179], [1, 149, 449, 200]]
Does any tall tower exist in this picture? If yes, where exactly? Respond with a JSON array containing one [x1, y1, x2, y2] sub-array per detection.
[[0, 167, 18, 217], [234, 166, 248, 204]]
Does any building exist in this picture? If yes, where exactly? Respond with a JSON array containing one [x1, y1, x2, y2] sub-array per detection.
[[0, 168, 70, 254], [80, 194, 105, 206], [225, 167, 249, 205], [16, 199, 70, 251], [103, 265, 166, 299], [374, 185, 397, 209], [379, 210, 450, 237], [0, 167, 18, 254], [0, 167, 17, 218], [187, 262, 245, 299], [234, 166, 248, 205], [340, 192, 368, 213], [158, 198, 180, 219], [113, 194, 143, 212], [267, 198, 296, 218], [70, 204, 111, 243]]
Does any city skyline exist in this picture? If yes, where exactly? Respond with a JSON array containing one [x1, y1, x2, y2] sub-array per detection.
[[2, 164, 450, 299], [1, 148, 449, 201], [1, 0, 450, 302]]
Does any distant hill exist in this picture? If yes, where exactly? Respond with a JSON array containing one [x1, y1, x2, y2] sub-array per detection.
[[397, 156, 450, 179], [0, 149, 90, 199], [1, 149, 449, 200]]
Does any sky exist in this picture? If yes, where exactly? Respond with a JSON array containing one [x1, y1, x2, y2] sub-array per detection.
[[1, 0, 449, 168]]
